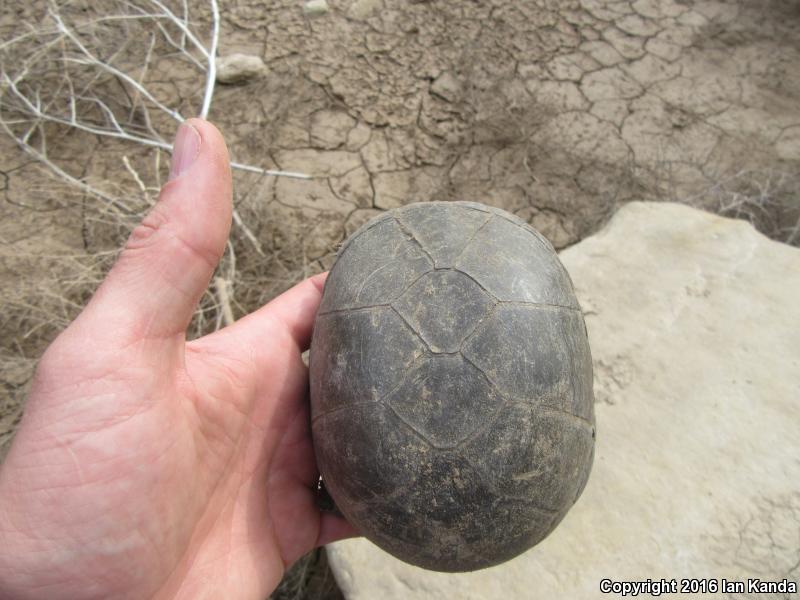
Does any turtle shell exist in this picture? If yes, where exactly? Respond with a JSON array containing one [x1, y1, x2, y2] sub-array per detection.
[[309, 201, 595, 572]]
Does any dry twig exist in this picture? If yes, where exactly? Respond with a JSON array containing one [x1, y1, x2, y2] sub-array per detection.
[[0, 0, 318, 354]]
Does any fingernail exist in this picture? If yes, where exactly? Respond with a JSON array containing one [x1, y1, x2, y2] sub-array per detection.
[[169, 121, 201, 181]]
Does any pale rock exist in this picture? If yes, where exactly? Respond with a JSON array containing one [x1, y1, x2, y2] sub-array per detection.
[[327, 202, 800, 599], [215, 53, 266, 84], [303, 0, 329, 18]]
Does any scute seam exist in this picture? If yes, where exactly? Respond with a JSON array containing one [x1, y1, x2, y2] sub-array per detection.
[[311, 399, 382, 424], [317, 303, 391, 316], [504, 398, 596, 431], [392, 214, 436, 265], [450, 213, 494, 267], [311, 353, 431, 425]]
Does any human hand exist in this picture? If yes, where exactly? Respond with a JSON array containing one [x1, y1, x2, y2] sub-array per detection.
[[0, 119, 355, 600]]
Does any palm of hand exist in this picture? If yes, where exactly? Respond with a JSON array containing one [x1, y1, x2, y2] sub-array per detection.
[[0, 120, 353, 600]]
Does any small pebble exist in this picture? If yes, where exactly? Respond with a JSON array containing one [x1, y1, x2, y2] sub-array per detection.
[[215, 54, 267, 85], [304, 0, 329, 17]]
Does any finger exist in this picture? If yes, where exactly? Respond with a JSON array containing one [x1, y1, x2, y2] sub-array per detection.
[[75, 119, 232, 346], [317, 513, 360, 548], [264, 272, 328, 350], [215, 272, 328, 354]]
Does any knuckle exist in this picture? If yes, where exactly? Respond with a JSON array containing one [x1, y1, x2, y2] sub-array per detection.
[[127, 205, 169, 250], [124, 205, 219, 270]]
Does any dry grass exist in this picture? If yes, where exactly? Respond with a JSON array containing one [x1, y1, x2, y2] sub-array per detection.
[[0, 0, 316, 362], [693, 169, 800, 246], [270, 549, 343, 600]]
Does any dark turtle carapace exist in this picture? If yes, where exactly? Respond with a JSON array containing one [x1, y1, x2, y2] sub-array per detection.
[[309, 201, 595, 572]]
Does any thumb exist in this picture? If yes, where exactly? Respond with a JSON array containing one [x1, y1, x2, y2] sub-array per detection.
[[74, 118, 233, 347]]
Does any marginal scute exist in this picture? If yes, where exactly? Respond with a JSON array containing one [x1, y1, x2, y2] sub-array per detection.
[[462, 402, 594, 509], [310, 309, 427, 416], [396, 203, 491, 267], [319, 217, 433, 313], [356, 452, 511, 572], [483, 204, 555, 251], [487, 496, 562, 558], [456, 215, 580, 308], [392, 270, 496, 352], [314, 403, 430, 501], [386, 355, 502, 448], [462, 304, 593, 421]]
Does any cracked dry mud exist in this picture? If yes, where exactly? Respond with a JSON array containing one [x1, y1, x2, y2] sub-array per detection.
[[213, 0, 800, 262]]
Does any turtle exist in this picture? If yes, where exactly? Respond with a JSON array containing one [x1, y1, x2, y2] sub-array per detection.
[[309, 201, 595, 572]]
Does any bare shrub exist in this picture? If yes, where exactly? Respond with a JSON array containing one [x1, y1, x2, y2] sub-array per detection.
[[0, 0, 317, 343], [689, 169, 800, 246], [270, 548, 343, 600], [0, 1, 318, 460]]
